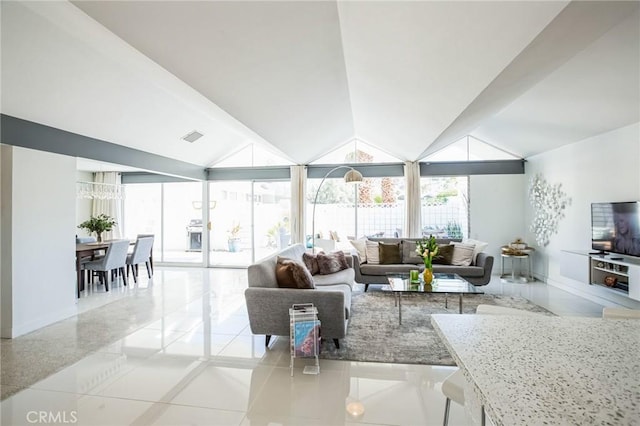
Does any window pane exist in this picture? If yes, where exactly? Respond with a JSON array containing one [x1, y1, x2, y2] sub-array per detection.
[[123, 183, 162, 253], [209, 181, 253, 266], [254, 181, 291, 260], [306, 176, 405, 246], [162, 182, 203, 263], [357, 177, 405, 238], [306, 178, 356, 247], [420, 177, 469, 239]]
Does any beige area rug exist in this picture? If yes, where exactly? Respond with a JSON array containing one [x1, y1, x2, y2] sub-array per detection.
[[319, 291, 552, 365]]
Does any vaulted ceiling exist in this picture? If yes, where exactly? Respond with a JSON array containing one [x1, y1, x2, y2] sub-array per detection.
[[2, 1, 638, 169]]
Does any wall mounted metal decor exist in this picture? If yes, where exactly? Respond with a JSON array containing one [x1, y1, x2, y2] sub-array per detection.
[[529, 173, 571, 247]]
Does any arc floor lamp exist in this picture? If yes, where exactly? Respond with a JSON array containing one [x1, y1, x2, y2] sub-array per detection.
[[311, 165, 363, 253]]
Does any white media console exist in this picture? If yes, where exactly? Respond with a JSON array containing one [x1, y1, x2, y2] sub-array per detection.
[[560, 250, 640, 302]]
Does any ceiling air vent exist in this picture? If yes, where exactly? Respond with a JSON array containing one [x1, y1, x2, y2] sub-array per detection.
[[182, 130, 204, 143]]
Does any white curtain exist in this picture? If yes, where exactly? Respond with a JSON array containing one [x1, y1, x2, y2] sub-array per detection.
[[92, 172, 123, 239], [290, 165, 307, 245], [404, 161, 422, 238]]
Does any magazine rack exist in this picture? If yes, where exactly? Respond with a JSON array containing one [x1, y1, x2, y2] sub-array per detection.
[[289, 303, 321, 376]]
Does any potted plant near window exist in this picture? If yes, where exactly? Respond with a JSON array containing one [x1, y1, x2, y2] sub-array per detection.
[[78, 214, 117, 242], [227, 223, 242, 252]]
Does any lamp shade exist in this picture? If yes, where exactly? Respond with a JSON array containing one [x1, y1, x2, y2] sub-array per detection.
[[344, 169, 363, 183]]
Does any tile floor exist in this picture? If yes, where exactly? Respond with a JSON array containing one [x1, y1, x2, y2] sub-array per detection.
[[0, 269, 609, 426]]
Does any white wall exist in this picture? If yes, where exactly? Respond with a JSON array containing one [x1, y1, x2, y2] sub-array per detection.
[[75, 170, 93, 237], [470, 174, 527, 263], [1, 146, 77, 337], [525, 122, 640, 307], [1, 145, 12, 336]]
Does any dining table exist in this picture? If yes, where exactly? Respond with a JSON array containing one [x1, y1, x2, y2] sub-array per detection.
[[75, 239, 132, 298], [431, 314, 640, 426]]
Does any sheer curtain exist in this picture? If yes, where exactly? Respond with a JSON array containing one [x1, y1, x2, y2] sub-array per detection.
[[290, 165, 307, 245], [404, 161, 422, 238], [92, 172, 123, 239]]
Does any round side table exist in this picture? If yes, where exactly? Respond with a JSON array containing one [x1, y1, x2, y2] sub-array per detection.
[[500, 247, 534, 283]]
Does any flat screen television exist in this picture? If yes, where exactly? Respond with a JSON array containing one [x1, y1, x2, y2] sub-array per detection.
[[591, 201, 640, 257]]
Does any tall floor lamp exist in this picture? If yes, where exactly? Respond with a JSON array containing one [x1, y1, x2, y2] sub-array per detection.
[[311, 165, 363, 253]]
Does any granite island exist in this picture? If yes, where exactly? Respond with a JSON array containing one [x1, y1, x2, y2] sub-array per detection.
[[431, 314, 640, 425]]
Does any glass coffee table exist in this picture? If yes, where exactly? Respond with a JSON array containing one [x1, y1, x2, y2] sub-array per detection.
[[386, 273, 484, 324]]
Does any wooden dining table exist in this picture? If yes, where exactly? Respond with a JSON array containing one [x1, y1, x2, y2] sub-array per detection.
[[75, 239, 132, 298]]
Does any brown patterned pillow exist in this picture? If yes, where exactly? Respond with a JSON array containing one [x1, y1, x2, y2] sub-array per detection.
[[432, 244, 455, 265], [302, 252, 320, 275], [316, 251, 349, 275], [275, 257, 315, 289], [379, 242, 402, 264]]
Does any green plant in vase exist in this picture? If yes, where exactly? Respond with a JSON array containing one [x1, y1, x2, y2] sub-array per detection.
[[78, 214, 117, 242], [227, 222, 242, 252], [416, 234, 438, 284]]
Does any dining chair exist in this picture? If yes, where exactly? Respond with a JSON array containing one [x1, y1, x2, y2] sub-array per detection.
[[136, 234, 155, 273], [442, 305, 544, 426], [82, 240, 129, 291], [127, 236, 154, 283], [602, 307, 640, 319], [76, 236, 97, 244]]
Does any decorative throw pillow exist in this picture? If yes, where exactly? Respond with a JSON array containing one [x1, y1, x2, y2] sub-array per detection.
[[450, 243, 475, 266], [402, 240, 423, 264], [365, 240, 380, 264], [275, 257, 315, 289], [316, 251, 349, 275], [432, 244, 455, 265], [302, 252, 320, 275], [379, 242, 402, 264], [463, 238, 489, 264], [349, 238, 368, 264]]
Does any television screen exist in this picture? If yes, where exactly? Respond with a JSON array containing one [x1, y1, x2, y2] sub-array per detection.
[[592, 202, 640, 257]]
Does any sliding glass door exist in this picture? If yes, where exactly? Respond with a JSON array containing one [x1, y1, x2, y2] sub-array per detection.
[[209, 180, 290, 267], [123, 181, 204, 264]]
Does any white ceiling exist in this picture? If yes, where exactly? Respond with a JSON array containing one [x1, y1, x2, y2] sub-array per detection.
[[1, 1, 638, 171]]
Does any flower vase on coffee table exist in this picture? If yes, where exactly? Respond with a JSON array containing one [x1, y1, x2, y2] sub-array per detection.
[[417, 234, 438, 285]]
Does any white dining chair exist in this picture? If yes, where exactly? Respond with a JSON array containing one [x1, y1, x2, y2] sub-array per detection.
[[82, 240, 130, 291], [442, 305, 544, 426], [136, 233, 155, 273], [126, 236, 154, 283], [602, 307, 640, 319], [76, 236, 97, 244]]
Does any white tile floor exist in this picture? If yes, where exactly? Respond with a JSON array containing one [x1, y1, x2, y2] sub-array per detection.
[[1, 269, 608, 426]]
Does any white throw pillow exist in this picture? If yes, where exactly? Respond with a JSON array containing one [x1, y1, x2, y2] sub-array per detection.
[[449, 242, 475, 266], [365, 240, 380, 265], [349, 238, 368, 264], [463, 238, 489, 264]]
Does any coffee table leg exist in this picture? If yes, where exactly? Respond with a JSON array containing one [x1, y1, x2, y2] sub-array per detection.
[[445, 293, 448, 309], [398, 294, 402, 325], [459, 294, 462, 314]]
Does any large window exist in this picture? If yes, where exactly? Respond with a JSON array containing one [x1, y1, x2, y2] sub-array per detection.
[[306, 176, 405, 242], [420, 177, 469, 239]]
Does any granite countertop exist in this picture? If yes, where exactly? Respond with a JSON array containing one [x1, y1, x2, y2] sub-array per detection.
[[431, 314, 640, 426]]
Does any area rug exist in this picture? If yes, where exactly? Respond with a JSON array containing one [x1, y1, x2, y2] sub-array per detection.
[[319, 291, 552, 365]]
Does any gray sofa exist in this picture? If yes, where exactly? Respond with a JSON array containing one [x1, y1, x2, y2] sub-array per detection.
[[352, 237, 494, 291], [245, 244, 355, 348]]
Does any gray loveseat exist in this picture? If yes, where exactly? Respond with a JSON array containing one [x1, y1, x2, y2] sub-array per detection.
[[245, 244, 355, 348], [352, 237, 494, 291]]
